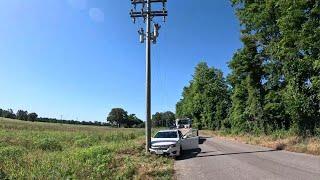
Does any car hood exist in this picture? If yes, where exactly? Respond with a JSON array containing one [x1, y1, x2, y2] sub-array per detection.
[[151, 138, 179, 146]]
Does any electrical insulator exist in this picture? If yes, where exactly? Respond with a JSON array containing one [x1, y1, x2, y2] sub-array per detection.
[[138, 28, 145, 43], [153, 24, 161, 38], [140, 34, 145, 43]]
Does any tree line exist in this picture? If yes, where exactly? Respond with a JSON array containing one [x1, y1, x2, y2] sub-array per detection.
[[0, 108, 108, 126], [176, 0, 320, 136], [152, 111, 175, 127], [106, 108, 176, 128]]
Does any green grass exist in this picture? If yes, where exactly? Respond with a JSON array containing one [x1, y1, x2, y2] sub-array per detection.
[[0, 118, 173, 179]]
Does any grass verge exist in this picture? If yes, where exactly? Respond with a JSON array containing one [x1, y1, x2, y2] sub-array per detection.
[[201, 130, 320, 156]]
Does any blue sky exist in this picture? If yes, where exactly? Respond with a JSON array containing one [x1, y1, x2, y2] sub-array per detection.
[[0, 0, 241, 122]]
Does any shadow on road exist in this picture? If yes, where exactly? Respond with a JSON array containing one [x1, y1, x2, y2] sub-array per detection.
[[177, 136, 280, 160], [176, 148, 202, 160], [196, 149, 279, 158], [199, 137, 207, 144], [176, 136, 208, 160]]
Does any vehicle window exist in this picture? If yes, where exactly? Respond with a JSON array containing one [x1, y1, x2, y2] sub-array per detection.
[[154, 132, 177, 138], [178, 119, 190, 125]]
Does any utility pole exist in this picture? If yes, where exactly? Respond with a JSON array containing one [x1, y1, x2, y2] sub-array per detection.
[[130, 0, 168, 152]]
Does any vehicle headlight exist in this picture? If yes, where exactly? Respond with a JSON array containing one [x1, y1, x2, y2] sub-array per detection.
[[170, 144, 176, 148]]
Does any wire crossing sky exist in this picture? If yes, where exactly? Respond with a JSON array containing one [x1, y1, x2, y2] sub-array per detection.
[[0, 0, 241, 122]]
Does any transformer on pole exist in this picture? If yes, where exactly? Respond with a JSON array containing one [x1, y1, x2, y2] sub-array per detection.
[[129, 0, 168, 152]]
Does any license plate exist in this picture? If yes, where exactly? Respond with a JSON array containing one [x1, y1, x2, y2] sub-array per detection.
[[156, 150, 164, 155]]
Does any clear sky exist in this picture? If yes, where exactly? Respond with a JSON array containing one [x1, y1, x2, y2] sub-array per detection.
[[0, 0, 242, 122]]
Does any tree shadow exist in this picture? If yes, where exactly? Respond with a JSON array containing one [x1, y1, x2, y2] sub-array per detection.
[[199, 150, 217, 154], [196, 149, 279, 158], [177, 149, 279, 160], [176, 135, 279, 160]]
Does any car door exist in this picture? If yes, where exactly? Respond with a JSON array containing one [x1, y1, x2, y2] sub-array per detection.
[[180, 130, 199, 150]]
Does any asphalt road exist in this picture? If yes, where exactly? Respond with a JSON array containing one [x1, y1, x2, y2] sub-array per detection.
[[175, 136, 320, 180]]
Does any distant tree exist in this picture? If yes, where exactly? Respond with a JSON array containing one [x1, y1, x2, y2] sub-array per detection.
[[152, 111, 175, 127], [0, 108, 3, 117], [27, 113, 38, 122], [3, 109, 16, 119], [107, 108, 128, 127], [16, 110, 28, 121], [162, 111, 176, 127], [152, 112, 163, 127], [127, 114, 143, 128]]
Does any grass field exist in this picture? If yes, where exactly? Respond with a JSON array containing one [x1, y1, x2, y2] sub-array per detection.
[[0, 118, 173, 179]]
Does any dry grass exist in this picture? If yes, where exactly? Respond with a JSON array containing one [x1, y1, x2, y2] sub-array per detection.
[[201, 130, 320, 156]]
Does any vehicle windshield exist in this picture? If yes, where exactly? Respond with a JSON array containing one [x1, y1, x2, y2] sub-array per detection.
[[178, 119, 190, 125], [154, 131, 177, 138]]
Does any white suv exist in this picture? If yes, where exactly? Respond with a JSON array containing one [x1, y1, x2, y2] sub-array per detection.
[[149, 129, 199, 157]]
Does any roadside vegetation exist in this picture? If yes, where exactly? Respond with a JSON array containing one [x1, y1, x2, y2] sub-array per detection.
[[201, 130, 320, 156], [0, 118, 173, 179], [176, 0, 319, 155]]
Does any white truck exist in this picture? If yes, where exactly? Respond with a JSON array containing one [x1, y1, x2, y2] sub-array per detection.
[[149, 129, 199, 157], [176, 118, 192, 129]]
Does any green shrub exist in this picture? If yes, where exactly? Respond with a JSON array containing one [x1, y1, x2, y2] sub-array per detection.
[[74, 138, 94, 148], [0, 169, 7, 180], [315, 128, 320, 138], [271, 130, 289, 140], [0, 146, 25, 161], [117, 156, 136, 179], [35, 137, 62, 151], [75, 145, 111, 162]]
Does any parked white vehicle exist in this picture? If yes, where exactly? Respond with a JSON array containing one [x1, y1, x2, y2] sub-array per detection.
[[149, 129, 199, 157]]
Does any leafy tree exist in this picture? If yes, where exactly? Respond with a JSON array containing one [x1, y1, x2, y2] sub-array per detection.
[[162, 111, 176, 127], [230, 0, 320, 135], [16, 110, 28, 121], [176, 62, 230, 130], [127, 114, 143, 128], [152, 111, 175, 127], [27, 113, 38, 122], [152, 112, 163, 127], [2, 109, 16, 119], [107, 108, 128, 127]]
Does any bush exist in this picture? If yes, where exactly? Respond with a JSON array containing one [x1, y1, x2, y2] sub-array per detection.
[[74, 138, 94, 148], [271, 130, 289, 140], [75, 145, 111, 162], [315, 128, 320, 138], [0, 146, 25, 161], [35, 138, 62, 151], [0, 169, 7, 180]]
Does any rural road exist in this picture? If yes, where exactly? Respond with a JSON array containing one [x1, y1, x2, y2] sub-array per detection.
[[175, 136, 320, 180]]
